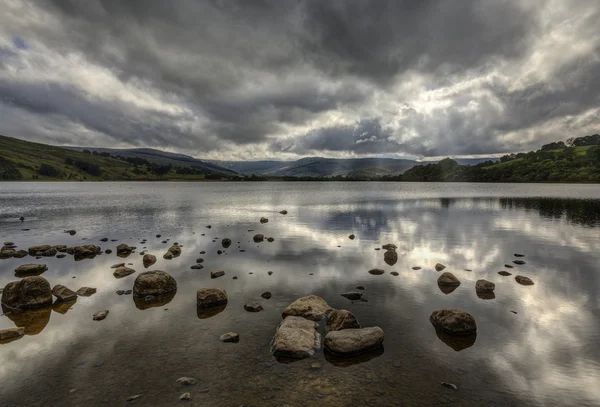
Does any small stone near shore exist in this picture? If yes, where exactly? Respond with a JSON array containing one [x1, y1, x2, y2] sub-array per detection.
[[324, 326, 384, 356], [261, 291, 272, 299], [244, 302, 263, 312], [220, 332, 240, 343], [435, 263, 446, 271], [430, 309, 476, 336], [340, 292, 362, 301], [211, 270, 225, 279], [515, 275, 534, 285], [93, 310, 109, 321], [76, 287, 96, 296], [437, 272, 461, 287], [52, 284, 78, 302], [179, 392, 191, 401], [498, 271, 512, 276], [197, 288, 228, 307], [475, 279, 495, 293], [368, 268, 385, 275], [176, 377, 197, 386]]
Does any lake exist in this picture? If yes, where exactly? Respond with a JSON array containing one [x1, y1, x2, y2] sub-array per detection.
[[1, 182, 599, 407]]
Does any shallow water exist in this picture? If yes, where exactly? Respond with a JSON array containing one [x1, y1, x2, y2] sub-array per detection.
[[1, 182, 599, 407]]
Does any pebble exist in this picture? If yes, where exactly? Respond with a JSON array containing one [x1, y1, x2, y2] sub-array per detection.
[[179, 392, 191, 401], [176, 377, 197, 386], [127, 394, 142, 402]]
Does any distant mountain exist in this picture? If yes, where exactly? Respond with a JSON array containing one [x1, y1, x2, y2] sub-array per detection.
[[209, 157, 418, 177], [65, 147, 236, 176]]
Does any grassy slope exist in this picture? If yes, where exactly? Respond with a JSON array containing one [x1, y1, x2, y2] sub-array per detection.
[[482, 146, 591, 170], [0, 135, 207, 181]]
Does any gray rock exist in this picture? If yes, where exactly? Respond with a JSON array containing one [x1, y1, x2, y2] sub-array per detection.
[[116, 244, 133, 255], [324, 327, 384, 356], [513, 260, 526, 265], [15, 264, 48, 276], [210, 270, 225, 279], [437, 272, 461, 286], [52, 284, 78, 302], [28, 245, 52, 255], [93, 310, 109, 321], [142, 254, 157, 268], [176, 377, 197, 385], [0, 327, 25, 342], [515, 275, 534, 285], [271, 316, 320, 359], [430, 309, 477, 335], [340, 292, 362, 301], [190, 264, 204, 270], [196, 288, 228, 307], [220, 332, 240, 343], [76, 287, 96, 296], [282, 295, 332, 321], [133, 270, 177, 296], [327, 309, 360, 331], [475, 279, 495, 293], [244, 302, 263, 312], [1, 276, 52, 309], [113, 266, 136, 279]]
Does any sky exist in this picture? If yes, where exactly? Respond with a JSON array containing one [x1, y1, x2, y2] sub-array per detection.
[[0, 0, 599, 161]]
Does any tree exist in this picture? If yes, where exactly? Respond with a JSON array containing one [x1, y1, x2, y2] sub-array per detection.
[[38, 163, 61, 177]]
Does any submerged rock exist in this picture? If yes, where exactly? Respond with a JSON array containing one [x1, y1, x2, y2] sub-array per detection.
[[475, 279, 495, 293], [133, 270, 177, 297], [430, 309, 476, 336], [15, 264, 48, 276], [435, 263, 446, 271], [412, 266, 422, 270], [324, 327, 384, 356], [260, 217, 269, 223], [515, 275, 534, 285], [52, 285, 78, 302], [244, 302, 263, 312], [282, 295, 332, 321], [2, 276, 52, 309], [340, 292, 362, 301], [498, 271, 512, 276], [196, 288, 228, 308], [220, 332, 239, 343], [279, 210, 288, 215], [368, 268, 385, 275], [327, 309, 360, 331], [261, 291, 272, 299], [437, 272, 461, 287], [253, 234, 265, 242], [113, 266, 136, 279], [116, 243, 133, 256], [93, 310, 109, 321], [271, 316, 320, 359], [348, 234, 355, 240], [210, 270, 225, 279], [142, 254, 157, 268], [434, 326, 477, 351], [221, 238, 232, 248], [4, 306, 51, 335], [513, 260, 526, 265], [76, 287, 96, 297]]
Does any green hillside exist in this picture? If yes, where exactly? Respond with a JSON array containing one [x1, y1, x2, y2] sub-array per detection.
[[0, 135, 233, 181]]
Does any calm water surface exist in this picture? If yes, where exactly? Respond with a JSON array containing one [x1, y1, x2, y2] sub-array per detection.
[[1, 182, 599, 407]]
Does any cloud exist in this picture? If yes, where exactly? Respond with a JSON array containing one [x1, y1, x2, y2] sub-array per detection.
[[0, 0, 599, 159]]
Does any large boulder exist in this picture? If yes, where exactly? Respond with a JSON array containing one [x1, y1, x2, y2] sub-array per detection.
[[52, 285, 78, 302], [196, 288, 228, 307], [430, 309, 477, 336], [271, 316, 320, 359], [475, 279, 495, 293], [327, 310, 360, 331], [15, 264, 48, 276], [437, 272, 461, 287], [133, 270, 177, 297], [282, 295, 332, 321], [1, 276, 53, 309], [143, 254, 157, 268], [324, 327, 384, 356]]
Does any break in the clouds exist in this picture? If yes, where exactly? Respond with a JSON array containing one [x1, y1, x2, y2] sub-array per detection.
[[0, 0, 599, 160]]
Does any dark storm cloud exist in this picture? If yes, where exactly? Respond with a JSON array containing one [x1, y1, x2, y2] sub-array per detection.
[[0, 0, 599, 158]]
